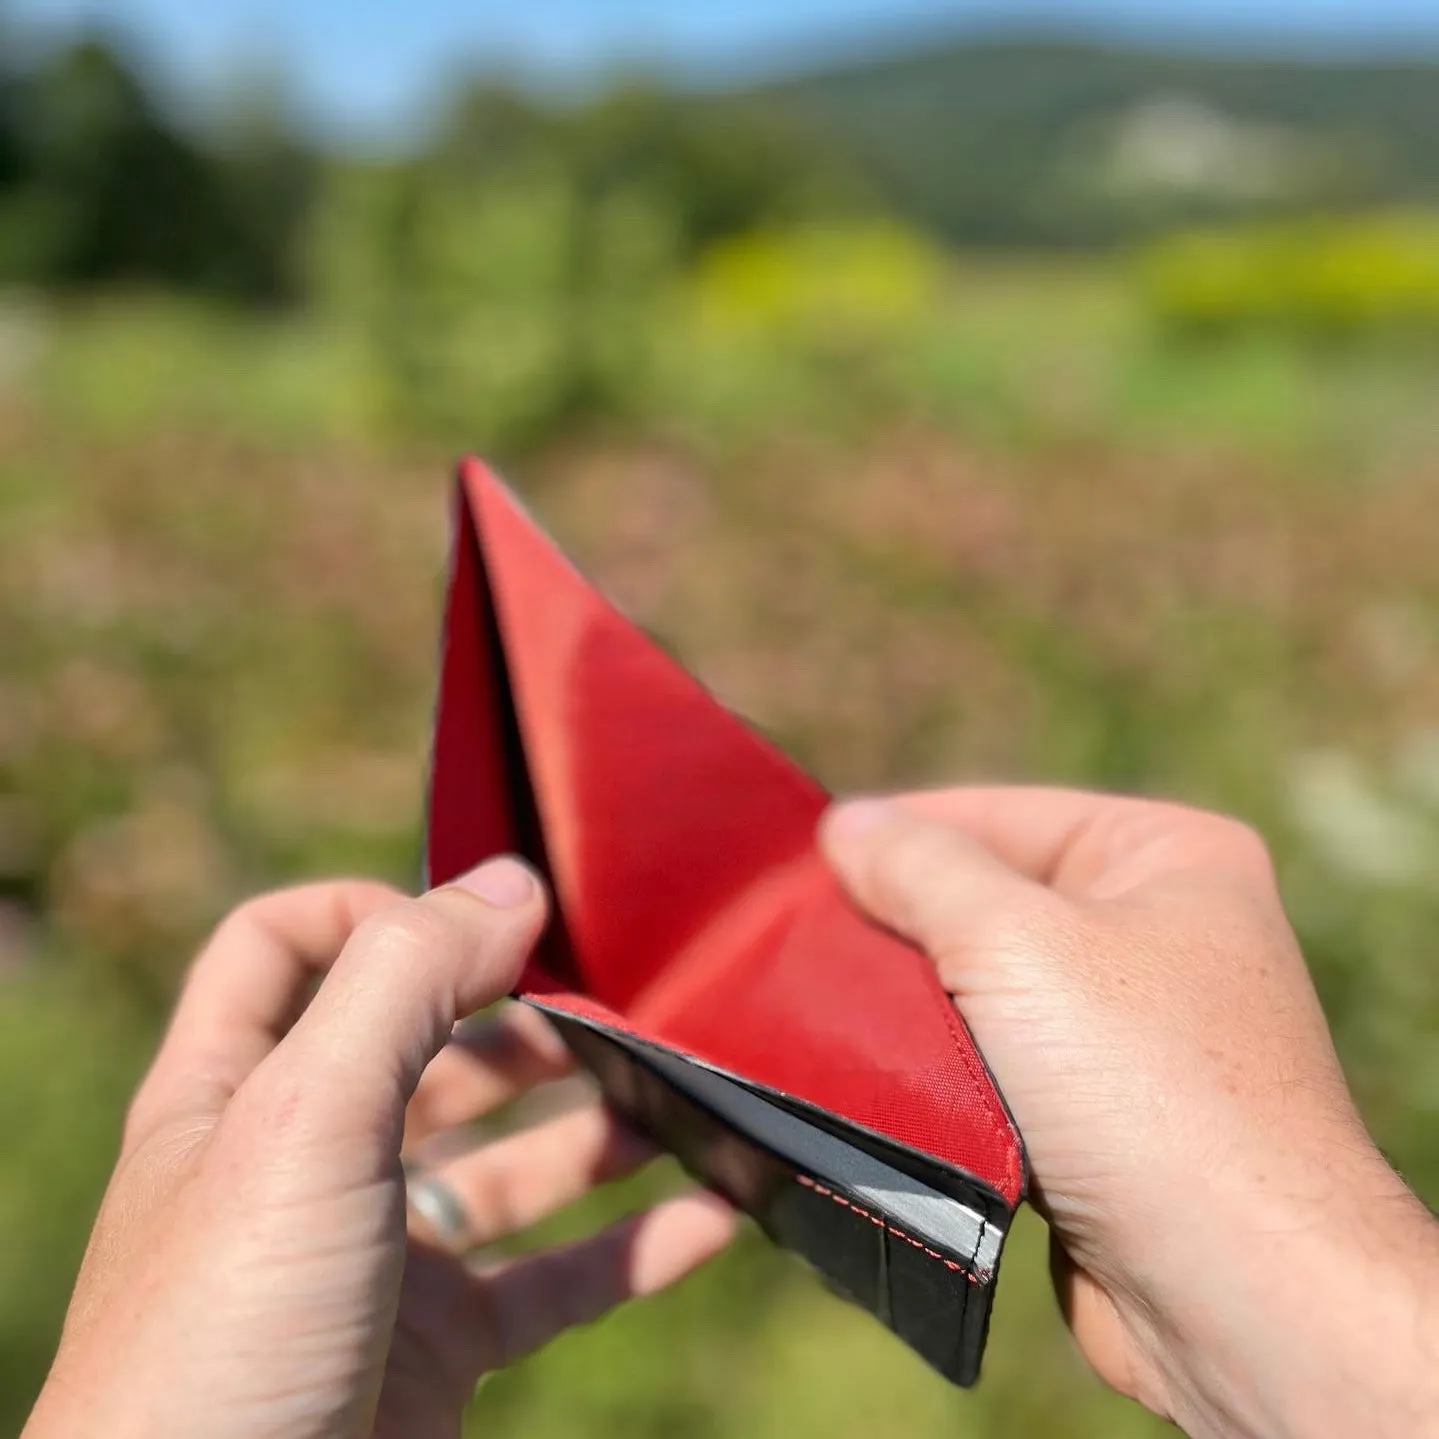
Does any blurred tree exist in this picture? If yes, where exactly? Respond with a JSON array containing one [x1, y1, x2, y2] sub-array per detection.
[[310, 76, 871, 450], [548, 84, 868, 416], [432, 80, 561, 175], [0, 60, 21, 194], [0, 8, 31, 262], [553, 83, 865, 256], [0, 33, 315, 303], [208, 70, 320, 305], [15, 36, 231, 288]]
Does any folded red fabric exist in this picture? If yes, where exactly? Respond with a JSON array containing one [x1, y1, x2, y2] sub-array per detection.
[[426, 458, 1025, 1384]]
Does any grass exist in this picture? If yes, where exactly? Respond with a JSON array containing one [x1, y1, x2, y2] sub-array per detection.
[[1, 263, 1437, 1436]]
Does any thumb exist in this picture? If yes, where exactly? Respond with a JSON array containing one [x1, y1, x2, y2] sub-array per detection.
[[237, 856, 548, 1152], [819, 798, 1053, 979]]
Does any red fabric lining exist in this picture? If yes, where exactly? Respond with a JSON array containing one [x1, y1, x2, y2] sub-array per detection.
[[425, 458, 1022, 1206]]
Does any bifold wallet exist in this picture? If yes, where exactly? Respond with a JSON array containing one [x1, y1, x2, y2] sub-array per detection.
[[424, 458, 1026, 1385]]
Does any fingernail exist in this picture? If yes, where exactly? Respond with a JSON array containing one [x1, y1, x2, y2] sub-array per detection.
[[453, 856, 536, 908], [825, 798, 894, 840]]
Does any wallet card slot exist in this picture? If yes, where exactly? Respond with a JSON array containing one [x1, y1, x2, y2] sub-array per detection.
[[543, 1003, 996, 1386], [533, 1000, 1003, 1276], [630, 1039, 1003, 1277]]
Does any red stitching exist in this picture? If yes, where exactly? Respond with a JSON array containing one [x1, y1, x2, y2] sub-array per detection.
[[795, 1174, 987, 1285]]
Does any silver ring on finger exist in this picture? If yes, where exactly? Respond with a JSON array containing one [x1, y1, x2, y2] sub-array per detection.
[[406, 1169, 471, 1252]]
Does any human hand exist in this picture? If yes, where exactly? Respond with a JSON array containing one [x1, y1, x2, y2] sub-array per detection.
[[821, 789, 1439, 1439], [24, 861, 734, 1439]]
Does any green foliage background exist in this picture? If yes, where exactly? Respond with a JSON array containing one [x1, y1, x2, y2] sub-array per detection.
[[2, 19, 1439, 1439]]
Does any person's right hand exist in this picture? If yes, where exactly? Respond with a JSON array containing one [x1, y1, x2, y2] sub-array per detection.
[[821, 789, 1439, 1439]]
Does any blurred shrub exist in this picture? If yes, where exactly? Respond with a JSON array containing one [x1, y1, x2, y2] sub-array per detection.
[[22, 297, 370, 442], [690, 220, 946, 339], [312, 157, 594, 452], [304, 82, 867, 454], [1138, 211, 1439, 340], [632, 220, 949, 446]]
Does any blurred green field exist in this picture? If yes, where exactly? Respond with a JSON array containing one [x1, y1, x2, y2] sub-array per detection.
[[3, 248, 1439, 1439]]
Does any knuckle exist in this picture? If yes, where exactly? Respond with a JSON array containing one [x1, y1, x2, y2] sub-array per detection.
[[210, 879, 400, 950], [1218, 816, 1275, 867], [198, 885, 316, 971], [461, 1271, 510, 1367], [544, 1248, 601, 1333], [352, 902, 466, 970], [208, 885, 302, 942], [497, 1253, 581, 1365], [201, 895, 268, 958], [1120, 801, 1278, 886], [1192, 813, 1277, 881], [462, 1158, 521, 1242]]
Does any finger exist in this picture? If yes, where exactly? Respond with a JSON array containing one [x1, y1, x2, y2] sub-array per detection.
[[893, 786, 1272, 897], [897, 787, 1126, 891], [404, 1003, 573, 1152], [473, 1191, 736, 1369], [819, 798, 1056, 964], [238, 857, 548, 1156], [126, 880, 405, 1149], [408, 1105, 654, 1252]]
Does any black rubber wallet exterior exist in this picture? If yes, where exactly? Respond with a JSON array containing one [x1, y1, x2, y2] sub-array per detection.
[[546, 1010, 1009, 1387]]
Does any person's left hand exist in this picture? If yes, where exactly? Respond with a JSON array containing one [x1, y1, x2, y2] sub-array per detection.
[[23, 859, 736, 1439]]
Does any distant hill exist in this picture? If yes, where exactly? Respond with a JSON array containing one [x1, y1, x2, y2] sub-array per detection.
[[726, 37, 1439, 247]]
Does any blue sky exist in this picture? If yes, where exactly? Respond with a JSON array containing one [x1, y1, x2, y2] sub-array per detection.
[[10, 0, 1439, 141]]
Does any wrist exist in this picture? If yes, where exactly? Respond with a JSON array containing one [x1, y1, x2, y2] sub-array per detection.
[[1148, 1152, 1439, 1439], [23, 1375, 88, 1439]]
